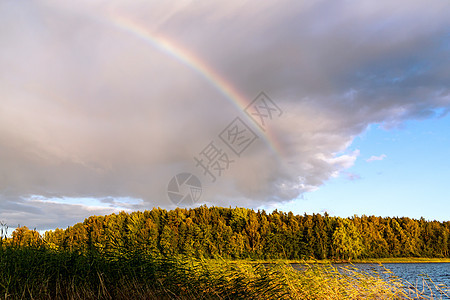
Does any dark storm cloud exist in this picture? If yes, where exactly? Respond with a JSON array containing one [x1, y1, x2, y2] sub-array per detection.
[[0, 0, 449, 229]]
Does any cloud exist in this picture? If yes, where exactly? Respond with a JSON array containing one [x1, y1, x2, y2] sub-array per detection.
[[0, 0, 449, 229], [366, 154, 387, 162], [0, 195, 139, 230], [343, 172, 362, 181]]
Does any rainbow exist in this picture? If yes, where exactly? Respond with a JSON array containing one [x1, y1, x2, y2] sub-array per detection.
[[103, 12, 283, 157]]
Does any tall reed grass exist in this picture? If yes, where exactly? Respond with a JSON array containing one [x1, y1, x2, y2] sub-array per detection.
[[0, 246, 448, 299]]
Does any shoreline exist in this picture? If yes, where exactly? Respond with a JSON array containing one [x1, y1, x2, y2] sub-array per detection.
[[343, 257, 450, 264], [228, 257, 450, 264]]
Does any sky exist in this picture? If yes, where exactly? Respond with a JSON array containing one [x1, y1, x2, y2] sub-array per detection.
[[0, 0, 449, 231], [275, 115, 450, 221]]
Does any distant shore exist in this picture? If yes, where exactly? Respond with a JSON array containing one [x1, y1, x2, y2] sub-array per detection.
[[232, 257, 450, 264], [342, 257, 450, 264]]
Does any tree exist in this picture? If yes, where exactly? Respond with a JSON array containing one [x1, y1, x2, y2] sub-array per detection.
[[245, 211, 261, 255], [159, 225, 176, 256], [11, 226, 42, 248], [332, 218, 363, 260]]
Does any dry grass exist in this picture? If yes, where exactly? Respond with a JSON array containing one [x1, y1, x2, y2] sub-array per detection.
[[0, 247, 448, 299]]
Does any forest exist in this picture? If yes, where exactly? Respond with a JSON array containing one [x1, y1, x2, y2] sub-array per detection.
[[5, 206, 449, 260]]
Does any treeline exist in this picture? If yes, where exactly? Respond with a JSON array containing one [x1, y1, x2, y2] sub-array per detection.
[[3, 206, 449, 260]]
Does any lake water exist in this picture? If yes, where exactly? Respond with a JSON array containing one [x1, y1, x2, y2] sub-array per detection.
[[345, 263, 450, 299], [291, 263, 450, 298]]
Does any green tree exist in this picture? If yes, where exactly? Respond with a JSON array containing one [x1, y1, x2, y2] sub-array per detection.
[[332, 218, 363, 260]]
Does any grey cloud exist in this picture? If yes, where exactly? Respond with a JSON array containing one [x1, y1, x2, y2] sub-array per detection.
[[0, 198, 123, 230], [0, 0, 449, 229]]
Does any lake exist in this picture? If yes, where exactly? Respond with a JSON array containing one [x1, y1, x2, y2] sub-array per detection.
[[346, 263, 450, 299], [291, 263, 450, 298]]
